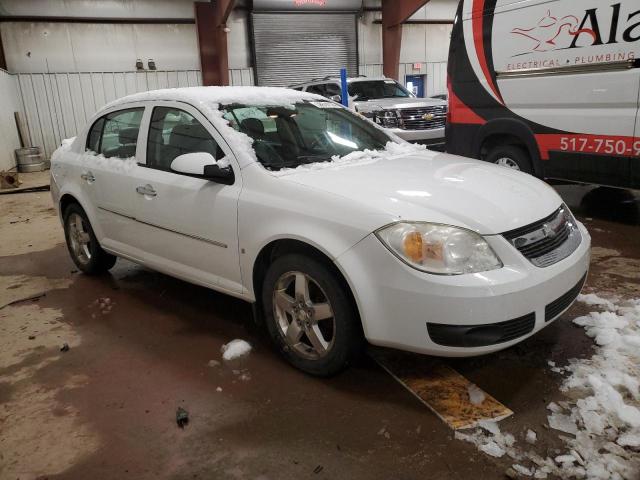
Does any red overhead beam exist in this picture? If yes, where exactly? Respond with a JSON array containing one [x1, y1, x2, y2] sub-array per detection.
[[195, 0, 235, 86], [382, 0, 430, 80]]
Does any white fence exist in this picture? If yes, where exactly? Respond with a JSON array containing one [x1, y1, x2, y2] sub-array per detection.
[[14, 68, 254, 159], [360, 62, 448, 97]]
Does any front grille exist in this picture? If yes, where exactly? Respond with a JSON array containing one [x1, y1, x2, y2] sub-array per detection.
[[427, 313, 536, 348], [545, 274, 587, 322], [398, 106, 447, 131], [503, 205, 582, 268]]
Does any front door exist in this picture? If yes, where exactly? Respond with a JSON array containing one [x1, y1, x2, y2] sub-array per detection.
[[130, 102, 243, 294]]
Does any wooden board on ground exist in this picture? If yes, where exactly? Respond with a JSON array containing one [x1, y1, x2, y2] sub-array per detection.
[[371, 349, 513, 430]]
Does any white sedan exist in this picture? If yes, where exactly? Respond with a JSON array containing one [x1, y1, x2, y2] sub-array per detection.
[[51, 86, 590, 376]]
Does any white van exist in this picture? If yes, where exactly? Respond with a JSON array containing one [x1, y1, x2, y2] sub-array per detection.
[[445, 0, 640, 189]]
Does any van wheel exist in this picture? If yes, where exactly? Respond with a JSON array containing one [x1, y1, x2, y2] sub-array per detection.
[[63, 203, 117, 275], [262, 254, 362, 376], [486, 145, 533, 174]]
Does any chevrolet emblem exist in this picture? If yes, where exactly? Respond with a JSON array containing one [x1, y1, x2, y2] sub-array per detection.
[[422, 113, 434, 121]]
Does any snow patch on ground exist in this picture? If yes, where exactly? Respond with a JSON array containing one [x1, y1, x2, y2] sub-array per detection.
[[467, 383, 486, 406], [221, 339, 252, 361], [456, 293, 640, 479]]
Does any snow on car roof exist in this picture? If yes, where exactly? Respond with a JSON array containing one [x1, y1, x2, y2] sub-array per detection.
[[99, 86, 332, 169], [103, 86, 324, 111]]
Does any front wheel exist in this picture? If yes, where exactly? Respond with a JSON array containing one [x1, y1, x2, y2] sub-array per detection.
[[486, 145, 533, 174], [63, 203, 117, 274], [262, 254, 362, 376]]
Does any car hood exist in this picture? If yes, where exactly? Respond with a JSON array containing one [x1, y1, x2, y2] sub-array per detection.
[[355, 97, 446, 113], [278, 152, 562, 235]]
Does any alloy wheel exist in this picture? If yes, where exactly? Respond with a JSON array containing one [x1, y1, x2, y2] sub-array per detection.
[[272, 271, 336, 360], [495, 157, 521, 170], [67, 212, 92, 265]]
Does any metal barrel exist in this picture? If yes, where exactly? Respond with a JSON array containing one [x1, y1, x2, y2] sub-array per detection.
[[15, 146, 46, 173]]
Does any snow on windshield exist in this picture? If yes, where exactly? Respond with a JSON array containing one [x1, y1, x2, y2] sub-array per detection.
[[269, 141, 428, 177]]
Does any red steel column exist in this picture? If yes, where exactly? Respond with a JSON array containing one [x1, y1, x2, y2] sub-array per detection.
[[382, 0, 429, 80], [195, 0, 235, 86]]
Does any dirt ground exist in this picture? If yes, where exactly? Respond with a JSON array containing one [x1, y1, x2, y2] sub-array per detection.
[[1, 173, 638, 480]]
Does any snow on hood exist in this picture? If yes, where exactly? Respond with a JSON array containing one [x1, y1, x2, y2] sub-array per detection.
[[276, 147, 562, 235]]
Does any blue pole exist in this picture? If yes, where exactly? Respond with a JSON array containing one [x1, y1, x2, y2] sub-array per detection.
[[340, 68, 349, 107]]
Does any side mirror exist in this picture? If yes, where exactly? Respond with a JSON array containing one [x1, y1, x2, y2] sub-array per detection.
[[170, 152, 234, 185], [329, 95, 342, 103]]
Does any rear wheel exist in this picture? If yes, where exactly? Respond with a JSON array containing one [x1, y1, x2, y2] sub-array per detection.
[[63, 203, 117, 274], [486, 145, 533, 174], [262, 254, 361, 376]]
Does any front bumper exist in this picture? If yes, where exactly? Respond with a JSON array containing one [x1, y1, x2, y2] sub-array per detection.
[[387, 126, 445, 144], [337, 222, 591, 357]]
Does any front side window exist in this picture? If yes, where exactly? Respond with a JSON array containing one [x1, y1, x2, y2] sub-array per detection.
[[147, 107, 223, 170], [93, 108, 144, 159], [306, 84, 327, 96], [325, 83, 342, 97], [347, 80, 412, 101], [222, 101, 392, 171]]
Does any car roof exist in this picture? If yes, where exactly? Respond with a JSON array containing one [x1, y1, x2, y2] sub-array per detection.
[[100, 86, 324, 113]]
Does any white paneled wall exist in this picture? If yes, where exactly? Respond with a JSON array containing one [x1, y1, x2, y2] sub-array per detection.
[[14, 68, 253, 159], [360, 62, 448, 96], [0, 69, 24, 170]]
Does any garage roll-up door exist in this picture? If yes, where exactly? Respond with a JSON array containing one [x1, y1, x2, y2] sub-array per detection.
[[251, 13, 358, 87]]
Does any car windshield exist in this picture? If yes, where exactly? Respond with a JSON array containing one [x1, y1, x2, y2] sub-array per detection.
[[221, 101, 392, 171], [347, 80, 412, 101]]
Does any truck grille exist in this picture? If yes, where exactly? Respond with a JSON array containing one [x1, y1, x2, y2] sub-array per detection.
[[502, 205, 582, 268], [398, 106, 447, 131]]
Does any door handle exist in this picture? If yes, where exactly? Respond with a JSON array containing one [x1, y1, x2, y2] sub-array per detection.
[[136, 184, 157, 197], [80, 171, 95, 183]]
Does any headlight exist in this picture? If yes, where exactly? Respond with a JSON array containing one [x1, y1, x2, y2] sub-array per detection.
[[375, 222, 503, 275], [374, 110, 398, 128]]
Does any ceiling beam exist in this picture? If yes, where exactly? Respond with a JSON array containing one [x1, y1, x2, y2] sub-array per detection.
[[382, 0, 430, 28], [218, 0, 236, 26]]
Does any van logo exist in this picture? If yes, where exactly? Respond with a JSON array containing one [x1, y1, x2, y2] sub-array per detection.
[[511, 10, 593, 54], [509, 3, 639, 58]]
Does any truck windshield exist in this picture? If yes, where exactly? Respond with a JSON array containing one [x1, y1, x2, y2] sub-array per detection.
[[222, 101, 392, 171], [347, 80, 412, 101]]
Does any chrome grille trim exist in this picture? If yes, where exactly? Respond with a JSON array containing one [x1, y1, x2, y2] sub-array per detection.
[[503, 205, 582, 268], [397, 105, 447, 131]]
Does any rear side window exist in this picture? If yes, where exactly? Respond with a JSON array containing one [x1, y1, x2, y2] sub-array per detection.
[[86, 108, 144, 159], [146, 107, 223, 171]]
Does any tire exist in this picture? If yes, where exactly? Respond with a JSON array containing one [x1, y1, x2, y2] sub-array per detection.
[[262, 254, 362, 376], [63, 203, 117, 275], [486, 145, 533, 174]]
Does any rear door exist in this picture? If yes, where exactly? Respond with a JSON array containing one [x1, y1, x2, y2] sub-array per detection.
[[129, 101, 243, 294], [83, 105, 145, 251]]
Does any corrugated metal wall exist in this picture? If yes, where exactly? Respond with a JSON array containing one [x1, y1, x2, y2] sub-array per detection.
[[0, 69, 24, 170], [359, 62, 448, 96], [14, 68, 254, 159]]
